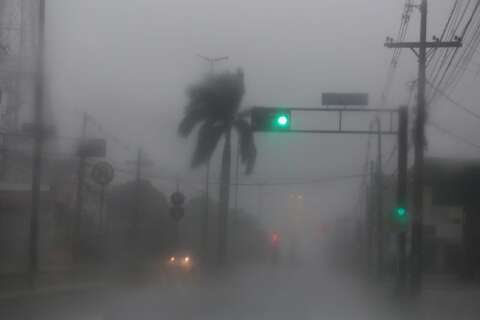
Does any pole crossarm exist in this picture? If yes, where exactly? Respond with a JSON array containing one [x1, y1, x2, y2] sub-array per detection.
[[385, 41, 462, 48], [281, 107, 398, 113], [249, 107, 400, 135], [270, 129, 398, 135]]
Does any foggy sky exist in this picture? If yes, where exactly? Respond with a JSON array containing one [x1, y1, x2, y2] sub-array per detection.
[[41, 0, 480, 224]]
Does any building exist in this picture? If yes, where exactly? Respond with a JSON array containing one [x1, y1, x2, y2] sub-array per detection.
[[423, 157, 480, 278], [376, 157, 480, 279]]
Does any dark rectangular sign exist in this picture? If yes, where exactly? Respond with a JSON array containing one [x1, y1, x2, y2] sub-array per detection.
[[77, 139, 106, 158], [322, 93, 369, 106]]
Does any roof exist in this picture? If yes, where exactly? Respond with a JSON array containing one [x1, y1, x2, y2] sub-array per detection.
[[424, 157, 480, 184], [424, 157, 480, 206]]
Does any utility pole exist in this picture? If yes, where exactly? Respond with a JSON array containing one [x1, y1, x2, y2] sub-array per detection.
[[74, 112, 88, 262], [197, 54, 229, 261], [29, 0, 45, 287], [396, 106, 408, 294], [376, 117, 384, 279], [385, 0, 462, 294]]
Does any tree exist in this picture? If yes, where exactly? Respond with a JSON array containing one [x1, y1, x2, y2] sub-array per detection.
[[107, 179, 170, 259], [178, 69, 257, 265]]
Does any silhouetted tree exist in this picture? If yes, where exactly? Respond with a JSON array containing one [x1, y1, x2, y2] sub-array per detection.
[[107, 179, 171, 259], [178, 69, 256, 265]]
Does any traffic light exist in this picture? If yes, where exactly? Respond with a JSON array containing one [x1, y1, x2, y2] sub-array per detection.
[[251, 107, 291, 132], [393, 206, 408, 223]]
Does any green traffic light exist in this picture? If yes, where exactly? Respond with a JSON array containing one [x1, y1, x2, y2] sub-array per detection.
[[396, 207, 406, 216], [277, 115, 288, 126], [394, 206, 408, 224], [272, 112, 290, 130]]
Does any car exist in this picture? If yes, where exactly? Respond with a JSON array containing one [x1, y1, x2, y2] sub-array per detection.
[[166, 253, 195, 272]]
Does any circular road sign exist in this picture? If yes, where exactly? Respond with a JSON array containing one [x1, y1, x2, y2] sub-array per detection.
[[91, 161, 114, 186], [170, 191, 185, 206]]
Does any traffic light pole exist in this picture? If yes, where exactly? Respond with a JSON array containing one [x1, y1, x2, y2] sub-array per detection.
[[396, 106, 408, 295], [376, 117, 384, 279], [29, 0, 46, 288], [251, 106, 409, 290]]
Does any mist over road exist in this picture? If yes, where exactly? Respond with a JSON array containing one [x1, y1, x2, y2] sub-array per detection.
[[1, 262, 403, 320]]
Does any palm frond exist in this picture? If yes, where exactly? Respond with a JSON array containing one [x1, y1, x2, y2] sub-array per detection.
[[185, 70, 245, 123], [233, 118, 257, 175], [178, 109, 204, 137], [191, 121, 225, 168]]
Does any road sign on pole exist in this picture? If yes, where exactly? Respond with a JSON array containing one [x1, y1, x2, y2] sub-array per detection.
[[77, 139, 106, 158], [90, 161, 114, 186], [170, 191, 186, 222], [322, 93, 369, 107], [170, 191, 185, 206]]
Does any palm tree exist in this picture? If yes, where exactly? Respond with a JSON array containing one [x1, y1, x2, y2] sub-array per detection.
[[178, 68, 257, 265]]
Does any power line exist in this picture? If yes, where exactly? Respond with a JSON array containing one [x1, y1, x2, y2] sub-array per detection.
[[429, 0, 480, 103], [111, 165, 367, 187], [428, 120, 480, 150], [426, 79, 480, 121], [381, 0, 413, 106]]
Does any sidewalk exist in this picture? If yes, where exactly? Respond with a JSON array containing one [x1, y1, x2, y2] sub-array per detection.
[[0, 267, 106, 301], [413, 275, 480, 320], [0, 259, 171, 301]]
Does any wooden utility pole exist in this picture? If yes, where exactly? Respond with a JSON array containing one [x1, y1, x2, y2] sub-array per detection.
[[385, 0, 461, 294], [29, 0, 45, 288]]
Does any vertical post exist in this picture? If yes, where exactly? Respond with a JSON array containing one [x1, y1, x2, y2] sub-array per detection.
[[29, 0, 46, 288], [396, 106, 408, 294], [218, 130, 232, 266], [370, 161, 376, 274], [234, 139, 240, 212], [376, 117, 384, 278], [99, 187, 105, 234], [339, 111, 343, 131], [209, 61, 214, 74], [0, 135, 7, 179], [365, 178, 373, 273], [133, 148, 142, 237], [411, 0, 427, 294], [174, 222, 180, 251], [74, 112, 87, 262], [202, 161, 209, 260]]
